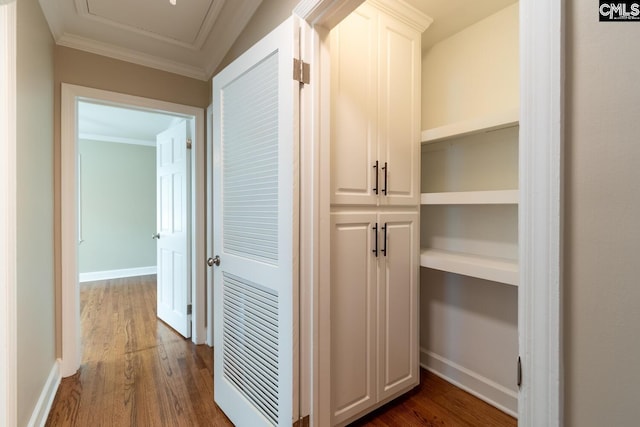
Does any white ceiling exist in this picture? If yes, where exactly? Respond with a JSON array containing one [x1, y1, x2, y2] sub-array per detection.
[[41, 0, 517, 82], [78, 101, 182, 146], [405, 0, 518, 50], [39, 0, 263, 80]]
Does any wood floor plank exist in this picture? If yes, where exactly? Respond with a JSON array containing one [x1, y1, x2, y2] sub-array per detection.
[[46, 275, 516, 427]]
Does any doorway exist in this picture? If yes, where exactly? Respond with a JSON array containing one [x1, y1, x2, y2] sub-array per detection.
[[77, 101, 194, 337], [292, 0, 562, 424], [60, 83, 206, 378]]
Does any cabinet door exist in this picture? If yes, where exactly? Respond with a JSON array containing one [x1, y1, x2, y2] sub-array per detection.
[[330, 211, 378, 424], [378, 12, 421, 206], [330, 4, 379, 206], [377, 212, 419, 400]]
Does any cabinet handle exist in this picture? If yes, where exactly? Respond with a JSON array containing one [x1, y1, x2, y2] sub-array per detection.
[[373, 161, 379, 195], [372, 223, 378, 257], [381, 222, 387, 256], [381, 161, 388, 195]]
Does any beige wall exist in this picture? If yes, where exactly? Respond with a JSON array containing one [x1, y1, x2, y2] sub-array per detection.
[[215, 0, 299, 74], [421, 3, 519, 130], [53, 47, 210, 356], [16, 0, 56, 425], [420, 4, 519, 414], [564, 1, 640, 425], [78, 140, 156, 274]]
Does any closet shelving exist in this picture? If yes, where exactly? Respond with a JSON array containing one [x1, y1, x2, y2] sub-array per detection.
[[420, 107, 519, 286]]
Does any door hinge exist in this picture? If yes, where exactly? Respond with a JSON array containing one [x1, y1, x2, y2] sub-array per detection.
[[186, 138, 192, 149], [187, 304, 192, 315], [293, 58, 310, 85], [293, 415, 310, 427], [517, 356, 522, 389]]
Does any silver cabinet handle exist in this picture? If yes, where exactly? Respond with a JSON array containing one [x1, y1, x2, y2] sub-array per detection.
[[152, 233, 160, 239], [208, 255, 221, 267]]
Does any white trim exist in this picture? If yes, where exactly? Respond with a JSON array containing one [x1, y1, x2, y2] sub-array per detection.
[[56, 33, 208, 81], [294, 0, 363, 28], [79, 266, 158, 283], [518, 0, 564, 424], [0, 2, 17, 426], [61, 83, 207, 377], [78, 133, 155, 147], [421, 107, 519, 144], [206, 103, 214, 347], [190, 115, 207, 344], [298, 0, 564, 424], [26, 361, 61, 427], [72, 0, 226, 52], [420, 349, 517, 418], [367, 0, 432, 32], [42, 0, 262, 82]]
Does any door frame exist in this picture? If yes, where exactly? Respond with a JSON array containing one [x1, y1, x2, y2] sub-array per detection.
[[0, 0, 17, 425], [294, 0, 564, 424], [60, 83, 206, 377]]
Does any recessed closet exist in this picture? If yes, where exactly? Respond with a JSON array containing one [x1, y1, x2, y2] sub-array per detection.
[[319, 0, 519, 424]]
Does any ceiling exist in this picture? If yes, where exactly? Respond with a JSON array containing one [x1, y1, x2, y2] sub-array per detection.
[[406, 0, 518, 50], [41, 0, 517, 82], [39, 0, 263, 80], [78, 101, 182, 146]]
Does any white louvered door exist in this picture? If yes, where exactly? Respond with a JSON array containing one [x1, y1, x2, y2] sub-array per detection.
[[212, 16, 299, 427]]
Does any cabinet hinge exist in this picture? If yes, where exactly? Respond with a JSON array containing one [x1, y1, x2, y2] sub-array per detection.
[[293, 58, 310, 85], [293, 415, 310, 427], [517, 356, 522, 389], [187, 304, 192, 315], [186, 138, 192, 149]]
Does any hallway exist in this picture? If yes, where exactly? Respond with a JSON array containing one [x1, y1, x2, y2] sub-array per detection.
[[45, 275, 515, 426], [45, 276, 232, 426]]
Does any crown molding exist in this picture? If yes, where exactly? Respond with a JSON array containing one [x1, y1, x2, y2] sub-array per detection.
[[72, 0, 226, 51], [368, 0, 433, 32], [79, 133, 156, 147], [57, 33, 208, 80], [294, 0, 363, 28], [203, 0, 263, 79]]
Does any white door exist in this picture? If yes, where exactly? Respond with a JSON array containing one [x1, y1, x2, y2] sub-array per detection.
[[330, 212, 377, 425], [212, 16, 300, 427], [156, 120, 191, 338], [377, 212, 419, 400], [378, 12, 421, 206], [329, 3, 378, 207]]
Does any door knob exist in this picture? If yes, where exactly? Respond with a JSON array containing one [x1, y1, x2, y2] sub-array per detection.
[[152, 233, 160, 239], [207, 256, 220, 267]]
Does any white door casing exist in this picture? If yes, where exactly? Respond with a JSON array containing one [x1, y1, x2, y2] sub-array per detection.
[[60, 84, 206, 377], [156, 120, 191, 338], [0, 1, 17, 425], [213, 16, 300, 427]]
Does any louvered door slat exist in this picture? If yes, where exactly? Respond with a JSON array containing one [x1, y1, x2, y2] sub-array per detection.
[[213, 16, 298, 427]]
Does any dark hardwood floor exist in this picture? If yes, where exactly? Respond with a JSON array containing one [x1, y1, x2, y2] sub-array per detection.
[[46, 275, 516, 426]]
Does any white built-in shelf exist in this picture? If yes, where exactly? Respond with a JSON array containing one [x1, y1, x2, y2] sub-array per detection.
[[421, 108, 519, 144], [420, 248, 518, 286], [421, 190, 518, 205]]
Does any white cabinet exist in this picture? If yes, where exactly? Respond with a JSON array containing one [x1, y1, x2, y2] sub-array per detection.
[[330, 1, 422, 207], [376, 212, 419, 400], [330, 211, 419, 425], [324, 1, 430, 425], [329, 212, 378, 423]]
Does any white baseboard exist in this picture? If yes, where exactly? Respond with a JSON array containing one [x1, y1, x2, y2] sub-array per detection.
[[27, 360, 61, 427], [420, 348, 518, 418], [79, 266, 157, 283]]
